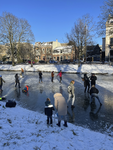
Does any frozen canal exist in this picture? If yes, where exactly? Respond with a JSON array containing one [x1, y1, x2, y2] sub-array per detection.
[[0, 71, 113, 135]]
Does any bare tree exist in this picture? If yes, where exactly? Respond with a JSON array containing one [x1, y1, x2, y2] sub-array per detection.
[[25, 41, 35, 67], [0, 12, 18, 65], [17, 19, 35, 63], [66, 14, 95, 61], [97, 0, 113, 36], [0, 12, 35, 65]]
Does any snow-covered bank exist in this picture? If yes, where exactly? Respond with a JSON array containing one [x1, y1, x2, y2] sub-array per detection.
[[0, 64, 113, 74], [0, 101, 113, 150]]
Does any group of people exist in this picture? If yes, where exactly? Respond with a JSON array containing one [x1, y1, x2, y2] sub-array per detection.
[[45, 93, 68, 127], [39, 70, 62, 83], [83, 73, 102, 106], [0, 69, 102, 128]]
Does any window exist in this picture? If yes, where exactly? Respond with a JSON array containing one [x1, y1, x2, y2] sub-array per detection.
[[110, 38, 113, 46]]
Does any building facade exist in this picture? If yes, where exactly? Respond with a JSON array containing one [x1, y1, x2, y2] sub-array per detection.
[[102, 14, 113, 61], [34, 39, 75, 62]]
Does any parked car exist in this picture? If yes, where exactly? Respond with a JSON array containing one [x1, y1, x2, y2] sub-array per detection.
[[2, 61, 12, 64], [0, 61, 3, 64], [60, 59, 70, 64], [49, 60, 58, 64], [39, 60, 47, 64], [28, 60, 35, 64]]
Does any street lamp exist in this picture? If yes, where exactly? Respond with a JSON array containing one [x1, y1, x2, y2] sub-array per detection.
[[108, 45, 111, 63]]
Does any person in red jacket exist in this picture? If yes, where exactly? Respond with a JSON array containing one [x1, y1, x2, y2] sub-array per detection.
[[57, 70, 62, 83], [22, 85, 29, 93]]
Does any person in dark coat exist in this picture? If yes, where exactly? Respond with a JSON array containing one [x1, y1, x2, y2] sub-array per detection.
[[45, 98, 54, 125], [0, 75, 5, 93], [83, 74, 90, 93], [39, 71, 42, 83], [51, 71, 54, 82], [90, 85, 102, 106], [90, 73, 97, 86], [15, 74, 21, 88]]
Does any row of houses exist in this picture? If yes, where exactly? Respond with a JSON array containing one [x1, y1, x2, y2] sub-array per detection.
[[34, 40, 75, 62], [1, 14, 113, 63], [0, 39, 102, 62]]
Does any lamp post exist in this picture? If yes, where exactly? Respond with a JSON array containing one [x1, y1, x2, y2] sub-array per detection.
[[108, 45, 111, 63]]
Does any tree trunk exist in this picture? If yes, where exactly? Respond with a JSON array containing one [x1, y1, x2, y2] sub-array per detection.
[[31, 59, 33, 67]]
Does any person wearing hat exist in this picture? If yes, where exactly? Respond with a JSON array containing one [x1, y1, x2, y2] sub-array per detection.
[[54, 93, 68, 127], [0, 75, 5, 93]]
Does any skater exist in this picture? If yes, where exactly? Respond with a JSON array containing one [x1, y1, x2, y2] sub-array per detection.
[[0, 75, 5, 93], [54, 93, 68, 127], [83, 74, 90, 93], [45, 98, 54, 125], [57, 70, 62, 83], [90, 85, 102, 106], [15, 74, 21, 88], [90, 73, 97, 86], [67, 80, 75, 108], [21, 68, 24, 77], [22, 85, 29, 93], [39, 71, 42, 83], [51, 71, 54, 82]]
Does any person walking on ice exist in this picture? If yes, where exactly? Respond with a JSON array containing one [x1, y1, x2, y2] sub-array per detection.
[[54, 93, 68, 127], [57, 70, 62, 83], [67, 80, 75, 108], [90, 73, 97, 86], [39, 71, 43, 83], [83, 74, 90, 93], [0, 75, 5, 93], [15, 74, 21, 88], [51, 71, 54, 82], [90, 85, 102, 106]]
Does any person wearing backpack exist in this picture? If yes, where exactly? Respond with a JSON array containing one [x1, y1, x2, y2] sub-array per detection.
[[0, 75, 5, 93], [67, 80, 75, 108]]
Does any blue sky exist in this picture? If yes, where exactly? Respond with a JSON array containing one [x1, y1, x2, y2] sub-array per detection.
[[0, 0, 105, 45]]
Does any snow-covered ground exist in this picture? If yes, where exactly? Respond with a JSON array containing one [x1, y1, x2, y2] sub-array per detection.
[[0, 101, 113, 150], [0, 64, 113, 74], [0, 64, 113, 150]]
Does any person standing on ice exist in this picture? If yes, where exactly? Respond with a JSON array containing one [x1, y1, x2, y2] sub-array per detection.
[[51, 71, 54, 82], [21, 68, 24, 77], [83, 74, 90, 93], [67, 80, 75, 108], [15, 74, 21, 88], [0, 75, 5, 93], [57, 70, 62, 83], [90, 85, 102, 106], [54, 93, 68, 127], [39, 71, 43, 83], [90, 73, 97, 86]]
